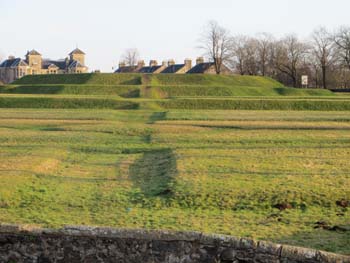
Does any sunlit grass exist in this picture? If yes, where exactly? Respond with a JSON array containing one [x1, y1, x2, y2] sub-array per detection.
[[0, 109, 349, 254]]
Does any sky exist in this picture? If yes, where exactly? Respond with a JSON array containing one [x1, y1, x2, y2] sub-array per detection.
[[0, 0, 349, 72]]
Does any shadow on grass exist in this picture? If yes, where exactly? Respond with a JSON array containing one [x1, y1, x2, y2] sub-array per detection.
[[0, 85, 65, 94], [119, 88, 140, 98], [128, 148, 177, 197], [147, 112, 167, 124]]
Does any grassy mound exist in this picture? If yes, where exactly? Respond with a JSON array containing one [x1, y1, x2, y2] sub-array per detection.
[[8, 73, 336, 99], [13, 73, 282, 88], [14, 73, 142, 85], [5, 73, 347, 111]]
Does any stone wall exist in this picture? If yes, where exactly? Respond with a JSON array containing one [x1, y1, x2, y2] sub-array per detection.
[[0, 224, 349, 263]]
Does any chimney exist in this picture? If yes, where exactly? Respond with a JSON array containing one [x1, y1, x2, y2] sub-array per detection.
[[196, 57, 204, 65], [137, 60, 145, 68], [184, 59, 192, 70], [8, 55, 15, 60], [149, 60, 158, 67], [168, 59, 175, 66], [119, 62, 126, 68]]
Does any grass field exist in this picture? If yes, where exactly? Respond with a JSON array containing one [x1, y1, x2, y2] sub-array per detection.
[[0, 109, 349, 254], [0, 74, 349, 255]]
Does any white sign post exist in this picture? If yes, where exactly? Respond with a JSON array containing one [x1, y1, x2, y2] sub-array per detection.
[[301, 75, 308, 88]]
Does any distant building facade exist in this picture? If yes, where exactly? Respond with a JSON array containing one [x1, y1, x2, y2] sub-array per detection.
[[115, 57, 232, 75], [0, 48, 88, 83]]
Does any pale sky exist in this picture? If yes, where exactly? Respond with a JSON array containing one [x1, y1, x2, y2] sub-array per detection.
[[1, 0, 349, 72]]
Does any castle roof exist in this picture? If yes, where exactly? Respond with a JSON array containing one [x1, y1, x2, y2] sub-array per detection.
[[161, 64, 186, 74], [187, 62, 215, 74], [42, 59, 67, 70], [0, 58, 28, 68], [26, 50, 41, 56], [67, 60, 86, 68], [115, 66, 139, 73], [42, 59, 86, 70], [69, 48, 85, 55], [138, 65, 163, 73]]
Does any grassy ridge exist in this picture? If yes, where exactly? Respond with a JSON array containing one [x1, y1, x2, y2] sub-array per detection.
[[1, 96, 350, 111], [9, 73, 339, 100], [157, 98, 350, 111], [14, 73, 142, 85], [150, 85, 334, 98], [149, 74, 283, 87], [0, 96, 138, 109], [1, 84, 333, 98], [0, 85, 140, 97], [14, 73, 282, 88]]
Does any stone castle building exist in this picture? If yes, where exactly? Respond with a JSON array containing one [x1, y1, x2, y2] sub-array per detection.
[[0, 48, 88, 83], [115, 57, 232, 75]]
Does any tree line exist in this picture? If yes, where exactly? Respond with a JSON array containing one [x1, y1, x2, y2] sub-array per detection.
[[200, 21, 350, 89]]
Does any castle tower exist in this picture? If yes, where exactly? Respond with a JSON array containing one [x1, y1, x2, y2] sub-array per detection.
[[69, 48, 86, 66], [25, 50, 42, 73]]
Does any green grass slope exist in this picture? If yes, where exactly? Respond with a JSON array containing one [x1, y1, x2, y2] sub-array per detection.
[[157, 98, 350, 111], [13, 73, 282, 88], [0, 95, 349, 111], [0, 95, 138, 109], [13, 73, 142, 85], [0, 85, 140, 97], [146, 85, 333, 98], [4, 73, 348, 111], [9, 73, 334, 98], [148, 74, 282, 87]]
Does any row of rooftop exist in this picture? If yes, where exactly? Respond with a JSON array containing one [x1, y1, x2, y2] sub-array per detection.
[[115, 58, 231, 74], [0, 49, 232, 84]]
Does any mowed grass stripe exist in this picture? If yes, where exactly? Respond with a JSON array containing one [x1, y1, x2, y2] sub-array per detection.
[[156, 120, 350, 130]]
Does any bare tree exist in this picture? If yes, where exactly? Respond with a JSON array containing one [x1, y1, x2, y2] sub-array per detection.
[[307, 51, 321, 88], [244, 38, 259, 75], [199, 21, 232, 74], [197, 24, 350, 89], [121, 48, 140, 66], [273, 35, 309, 87], [231, 36, 258, 75], [231, 35, 249, 75], [311, 27, 337, 89], [334, 26, 350, 70], [256, 33, 274, 76]]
